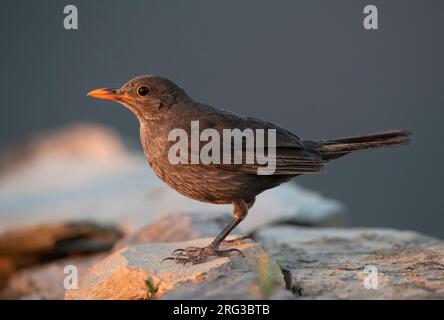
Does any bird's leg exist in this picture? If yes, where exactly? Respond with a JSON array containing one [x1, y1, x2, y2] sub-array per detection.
[[162, 199, 250, 265], [220, 197, 256, 245]]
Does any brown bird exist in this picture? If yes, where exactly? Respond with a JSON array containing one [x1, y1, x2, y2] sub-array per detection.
[[88, 75, 411, 264]]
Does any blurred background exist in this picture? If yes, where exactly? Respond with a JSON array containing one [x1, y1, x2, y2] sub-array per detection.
[[0, 0, 443, 238]]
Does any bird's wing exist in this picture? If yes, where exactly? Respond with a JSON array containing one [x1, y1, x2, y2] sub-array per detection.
[[173, 107, 325, 175]]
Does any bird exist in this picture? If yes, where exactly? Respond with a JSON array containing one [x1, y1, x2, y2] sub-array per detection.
[[88, 75, 411, 265]]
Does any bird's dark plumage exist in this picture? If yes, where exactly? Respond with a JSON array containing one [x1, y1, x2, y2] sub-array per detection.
[[88, 75, 411, 264]]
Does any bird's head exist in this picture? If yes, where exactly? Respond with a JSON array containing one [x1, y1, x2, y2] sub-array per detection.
[[87, 75, 186, 120]]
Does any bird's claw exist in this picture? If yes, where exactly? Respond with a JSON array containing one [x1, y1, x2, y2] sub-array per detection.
[[170, 246, 201, 256], [161, 256, 193, 266], [162, 245, 244, 265], [170, 248, 184, 256]]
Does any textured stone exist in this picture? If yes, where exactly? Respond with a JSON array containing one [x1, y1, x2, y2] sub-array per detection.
[[256, 226, 444, 299], [65, 237, 285, 300]]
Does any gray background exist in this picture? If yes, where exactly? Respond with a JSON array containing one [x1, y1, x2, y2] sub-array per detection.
[[1, 1, 443, 237]]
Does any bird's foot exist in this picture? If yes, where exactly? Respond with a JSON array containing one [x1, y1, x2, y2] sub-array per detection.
[[161, 245, 244, 265]]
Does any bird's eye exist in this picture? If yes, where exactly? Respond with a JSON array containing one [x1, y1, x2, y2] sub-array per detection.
[[137, 86, 150, 97]]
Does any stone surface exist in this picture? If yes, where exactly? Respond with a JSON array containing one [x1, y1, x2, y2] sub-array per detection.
[[0, 123, 345, 233], [256, 226, 444, 299], [65, 237, 285, 300], [5, 221, 443, 300]]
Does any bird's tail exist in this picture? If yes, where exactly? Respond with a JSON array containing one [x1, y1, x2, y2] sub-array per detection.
[[315, 130, 412, 160]]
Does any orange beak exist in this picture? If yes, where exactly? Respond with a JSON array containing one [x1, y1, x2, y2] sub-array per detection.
[[87, 88, 121, 101]]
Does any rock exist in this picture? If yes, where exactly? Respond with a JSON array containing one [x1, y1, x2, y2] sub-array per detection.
[[65, 237, 286, 300], [256, 226, 444, 299], [0, 220, 123, 287], [0, 254, 105, 300], [0, 123, 344, 233]]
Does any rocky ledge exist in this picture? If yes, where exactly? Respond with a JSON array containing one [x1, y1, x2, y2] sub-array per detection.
[[65, 237, 290, 300], [60, 224, 444, 300]]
